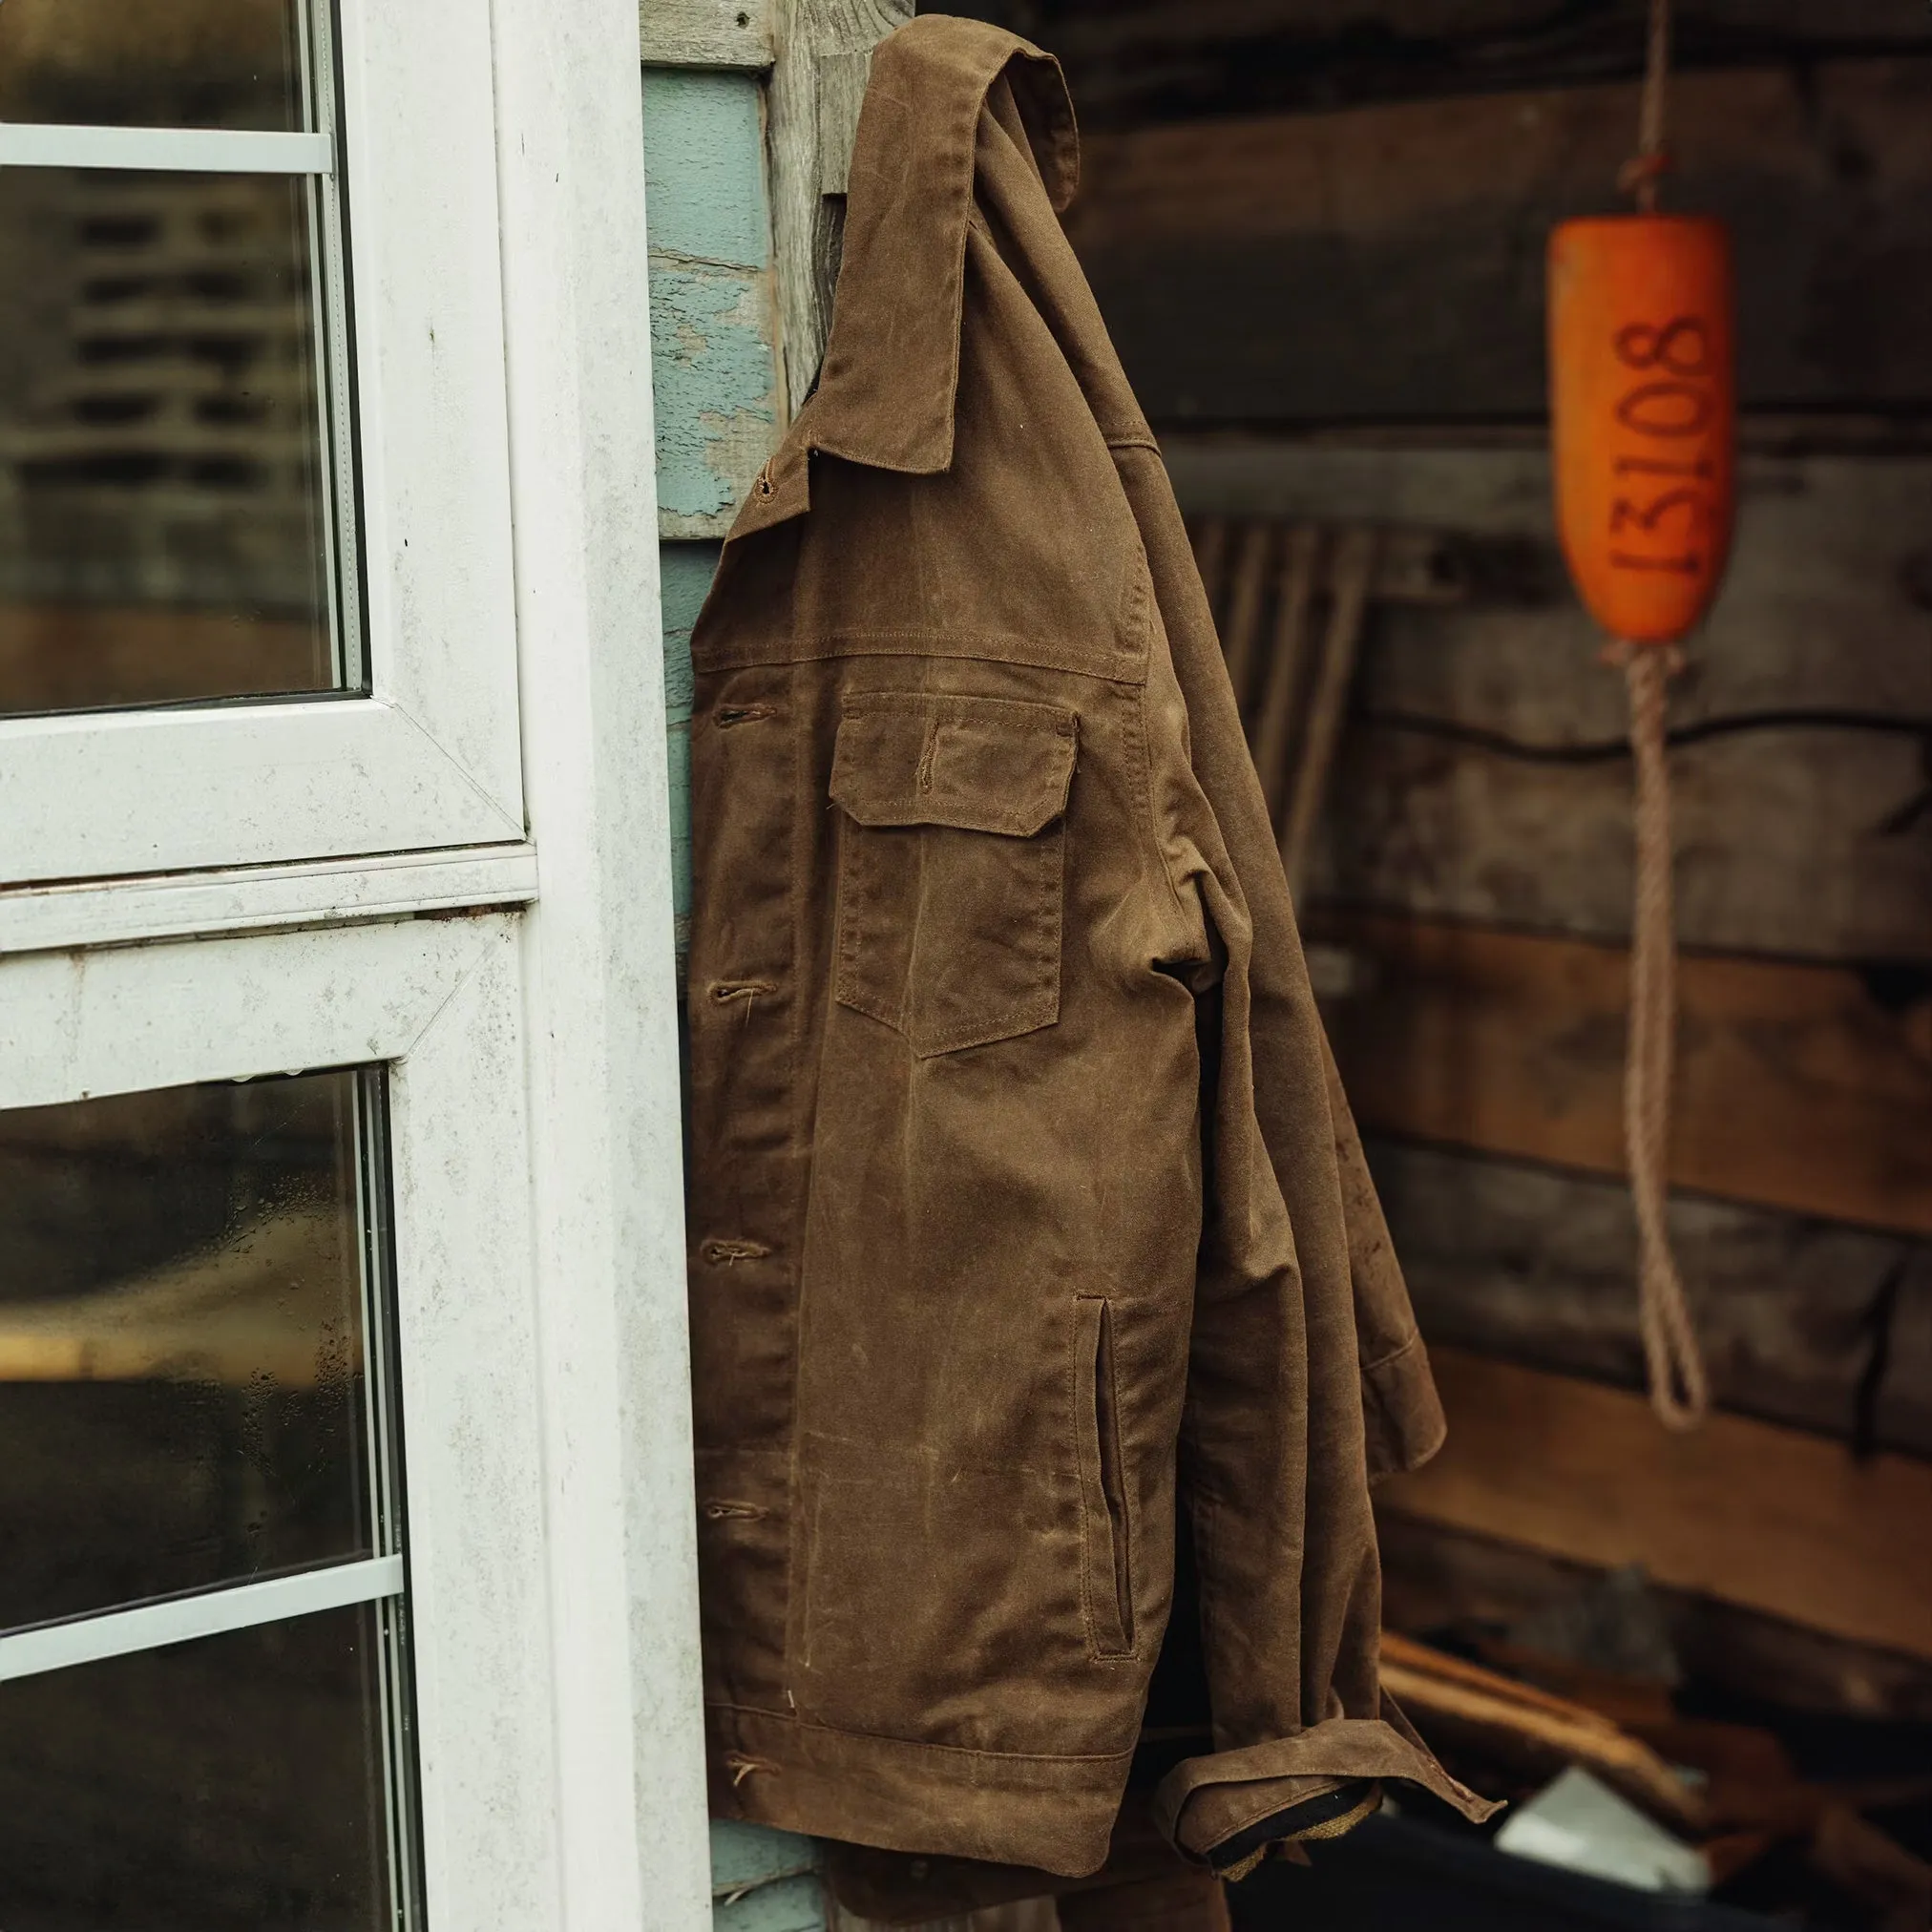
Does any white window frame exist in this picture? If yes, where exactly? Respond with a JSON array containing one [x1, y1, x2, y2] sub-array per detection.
[[0, 0, 524, 885], [0, 0, 716, 1922], [0, 915, 560, 1926]]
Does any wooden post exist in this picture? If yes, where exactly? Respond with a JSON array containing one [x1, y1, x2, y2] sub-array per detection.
[[765, 0, 914, 412]]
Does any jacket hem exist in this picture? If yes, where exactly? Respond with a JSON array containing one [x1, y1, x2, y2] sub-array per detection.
[[707, 1703, 1134, 1878]]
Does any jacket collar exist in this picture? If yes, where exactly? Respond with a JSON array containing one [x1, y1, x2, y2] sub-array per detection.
[[731, 17, 1076, 536]]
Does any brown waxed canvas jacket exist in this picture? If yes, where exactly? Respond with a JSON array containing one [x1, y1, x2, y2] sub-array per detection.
[[684, 13, 1494, 1880]]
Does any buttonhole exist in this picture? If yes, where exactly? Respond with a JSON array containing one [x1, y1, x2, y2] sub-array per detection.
[[716, 704, 775, 727], [703, 1237, 771, 1265], [709, 979, 777, 1004], [703, 1499, 767, 1522], [915, 722, 939, 793]]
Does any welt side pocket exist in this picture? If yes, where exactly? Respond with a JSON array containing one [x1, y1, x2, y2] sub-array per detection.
[[1073, 1295, 1135, 1658]]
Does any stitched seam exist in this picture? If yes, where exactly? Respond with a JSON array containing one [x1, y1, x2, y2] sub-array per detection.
[[846, 801, 1053, 835], [1360, 1330, 1426, 1376], [704, 1701, 1134, 1766], [700, 633, 1149, 685], [1096, 1299, 1136, 1657], [844, 689, 1078, 724]]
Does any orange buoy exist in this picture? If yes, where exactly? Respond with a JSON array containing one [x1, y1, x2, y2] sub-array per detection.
[[1542, 0, 1734, 1431], [1547, 214, 1734, 645]]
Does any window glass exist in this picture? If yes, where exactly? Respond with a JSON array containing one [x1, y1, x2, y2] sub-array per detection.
[[0, 1606, 403, 1932], [0, 1071, 378, 1631], [0, 164, 342, 716], [0, 0, 305, 132]]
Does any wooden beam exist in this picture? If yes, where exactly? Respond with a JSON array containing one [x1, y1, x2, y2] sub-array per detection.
[[1067, 60, 1932, 422], [1166, 444, 1932, 732], [1175, 444, 1932, 962], [641, 0, 774, 71], [973, 2, 1932, 130], [1319, 910, 1932, 1235], [1324, 723, 1932, 965], [1377, 1348, 1932, 1661], [1365, 1138, 1932, 1457], [765, 0, 913, 414]]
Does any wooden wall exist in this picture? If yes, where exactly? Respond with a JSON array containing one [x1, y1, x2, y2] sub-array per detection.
[[937, 0, 1932, 1695]]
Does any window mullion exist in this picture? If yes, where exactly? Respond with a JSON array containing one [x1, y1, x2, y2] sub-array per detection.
[[0, 1555, 405, 1685], [0, 123, 332, 174]]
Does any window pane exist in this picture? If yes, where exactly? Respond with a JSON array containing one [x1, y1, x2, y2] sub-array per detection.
[[0, 1071, 381, 1632], [0, 0, 305, 132], [0, 165, 341, 714], [0, 1605, 404, 1932]]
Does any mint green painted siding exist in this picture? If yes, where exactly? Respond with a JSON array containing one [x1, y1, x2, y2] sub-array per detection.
[[644, 69, 782, 537], [642, 70, 772, 268], [715, 1875, 826, 1932]]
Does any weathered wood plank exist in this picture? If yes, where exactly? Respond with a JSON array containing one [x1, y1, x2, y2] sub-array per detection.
[[1376, 1347, 1932, 1661], [642, 0, 773, 71], [766, 0, 913, 412], [953, 2, 1932, 130], [1068, 60, 1932, 422], [1178, 445, 1932, 959], [1320, 723, 1932, 962], [1167, 444, 1932, 730], [1376, 1511, 1932, 1723], [1368, 1138, 1932, 1455], [1319, 910, 1932, 1235]]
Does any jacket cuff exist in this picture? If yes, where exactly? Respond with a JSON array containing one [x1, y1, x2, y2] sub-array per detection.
[[1149, 1711, 1500, 1867], [1361, 1330, 1448, 1480]]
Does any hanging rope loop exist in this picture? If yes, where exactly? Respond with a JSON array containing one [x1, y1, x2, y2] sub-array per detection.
[[1609, 640, 1710, 1429]]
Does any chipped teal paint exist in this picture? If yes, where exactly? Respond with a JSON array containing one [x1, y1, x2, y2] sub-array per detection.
[[650, 261, 778, 529], [644, 68, 781, 537], [659, 539, 719, 938], [714, 1874, 827, 1932], [710, 1819, 819, 1895], [642, 70, 772, 269]]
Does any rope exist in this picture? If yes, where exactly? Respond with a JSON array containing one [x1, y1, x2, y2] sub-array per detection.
[[1618, 644, 1709, 1429], [1619, 0, 1671, 211], [1617, 0, 1709, 1429]]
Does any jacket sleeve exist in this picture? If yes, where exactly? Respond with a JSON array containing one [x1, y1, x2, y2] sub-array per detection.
[[1113, 444, 1494, 1867], [1321, 1031, 1446, 1480]]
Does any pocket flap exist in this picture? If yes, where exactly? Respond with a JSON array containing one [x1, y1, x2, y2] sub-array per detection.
[[830, 693, 1078, 837]]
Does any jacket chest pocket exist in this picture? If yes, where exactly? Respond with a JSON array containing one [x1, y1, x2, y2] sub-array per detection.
[[830, 692, 1078, 1059]]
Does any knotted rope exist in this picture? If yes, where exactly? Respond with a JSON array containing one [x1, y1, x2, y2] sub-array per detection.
[[1615, 0, 1710, 1429]]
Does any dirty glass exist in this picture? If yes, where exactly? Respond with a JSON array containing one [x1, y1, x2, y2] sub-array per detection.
[[0, 1070, 377, 1633], [0, 0, 305, 131], [0, 1606, 396, 1932], [0, 164, 339, 715]]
